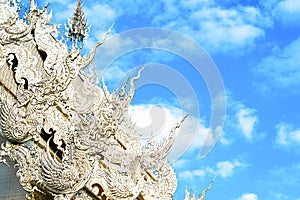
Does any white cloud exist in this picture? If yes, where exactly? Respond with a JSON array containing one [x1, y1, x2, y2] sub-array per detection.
[[179, 169, 206, 180], [216, 160, 242, 178], [219, 134, 232, 145], [152, 1, 268, 54], [179, 170, 195, 180], [92, 31, 184, 81], [236, 108, 258, 140], [54, 0, 270, 55], [275, 122, 300, 152], [222, 93, 260, 142], [129, 104, 179, 138], [178, 158, 245, 180], [254, 38, 300, 95], [84, 4, 117, 31], [269, 192, 290, 200], [267, 191, 300, 200], [272, 0, 300, 25], [46, 0, 271, 56], [172, 159, 188, 169], [81, 3, 117, 52], [52, 3, 75, 24], [100, 64, 127, 83], [41, 0, 72, 5], [93, 35, 139, 71], [237, 193, 258, 200], [269, 164, 300, 186], [128, 103, 213, 162]]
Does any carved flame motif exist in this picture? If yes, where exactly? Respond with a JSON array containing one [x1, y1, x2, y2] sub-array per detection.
[[0, 0, 211, 199]]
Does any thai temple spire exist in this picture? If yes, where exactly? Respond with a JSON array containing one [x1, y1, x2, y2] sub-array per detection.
[[66, 0, 89, 48], [30, 0, 36, 11], [0, 0, 213, 199]]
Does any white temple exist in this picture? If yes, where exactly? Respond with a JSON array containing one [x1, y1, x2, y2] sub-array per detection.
[[0, 0, 211, 199]]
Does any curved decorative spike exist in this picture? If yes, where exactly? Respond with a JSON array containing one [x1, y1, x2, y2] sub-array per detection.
[[142, 115, 187, 169], [30, 0, 37, 11], [170, 114, 188, 136], [199, 180, 214, 200], [125, 66, 144, 106], [79, 24, 114, 68]]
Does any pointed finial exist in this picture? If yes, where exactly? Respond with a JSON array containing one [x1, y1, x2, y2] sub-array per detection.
[[66, 0, 89, 48], [199, 180, 214, 200], [29, 0, 37, 11]]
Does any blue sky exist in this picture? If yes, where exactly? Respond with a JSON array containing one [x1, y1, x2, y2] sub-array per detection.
[[5, 0, 300, 199]]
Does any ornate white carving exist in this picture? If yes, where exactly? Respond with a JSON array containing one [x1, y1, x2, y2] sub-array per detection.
[[0, 0, 211, 199]]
